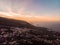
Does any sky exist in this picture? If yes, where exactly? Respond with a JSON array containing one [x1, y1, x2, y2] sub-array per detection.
[[0, 0, 60, 23]]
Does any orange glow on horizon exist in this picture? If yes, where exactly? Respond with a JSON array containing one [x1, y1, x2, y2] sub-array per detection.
[[0, 12, 60, 23]]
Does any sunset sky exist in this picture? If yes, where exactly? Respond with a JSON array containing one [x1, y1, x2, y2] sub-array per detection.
[[0, 0, 60, 23]]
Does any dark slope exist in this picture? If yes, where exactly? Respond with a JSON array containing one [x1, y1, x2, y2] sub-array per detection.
[[0, 17, 60, 45], [0, 17, 48, 30], [0, 17, 48, 32], [0, 17, 35, 28], [0, 17, 49, 32]]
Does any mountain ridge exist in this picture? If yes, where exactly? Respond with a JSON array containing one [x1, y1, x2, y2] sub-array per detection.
[[0, 17, 35, 28]]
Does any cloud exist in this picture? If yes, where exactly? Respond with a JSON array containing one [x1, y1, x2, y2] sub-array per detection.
[[0, 0, 60, 23]]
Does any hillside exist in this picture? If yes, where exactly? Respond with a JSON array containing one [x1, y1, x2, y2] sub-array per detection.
[[0, 17, 48, 31], [0, 17, 60, 45], [0, 17, 35, 28]]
